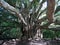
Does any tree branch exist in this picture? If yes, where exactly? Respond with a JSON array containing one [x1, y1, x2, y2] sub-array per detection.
[[37, 8, 47, 19], [35, 0, 46, 19], [0, 0, 27, 25]]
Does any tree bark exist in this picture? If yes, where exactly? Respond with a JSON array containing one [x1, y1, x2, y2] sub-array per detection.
[[47, 0, 55, 23]]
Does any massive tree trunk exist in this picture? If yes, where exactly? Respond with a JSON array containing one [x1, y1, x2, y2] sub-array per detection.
[[21, 0, 55, 41]]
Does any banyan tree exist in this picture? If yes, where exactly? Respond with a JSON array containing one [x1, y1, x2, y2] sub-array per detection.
[[0, 0, 60, 43]]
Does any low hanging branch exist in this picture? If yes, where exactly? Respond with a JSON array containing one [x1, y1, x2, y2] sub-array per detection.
[[0, 0, 27, 25], [47, 0, 55, 23]]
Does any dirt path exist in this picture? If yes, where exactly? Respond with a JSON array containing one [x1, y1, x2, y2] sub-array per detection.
[[0, 39, 60, 45]]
